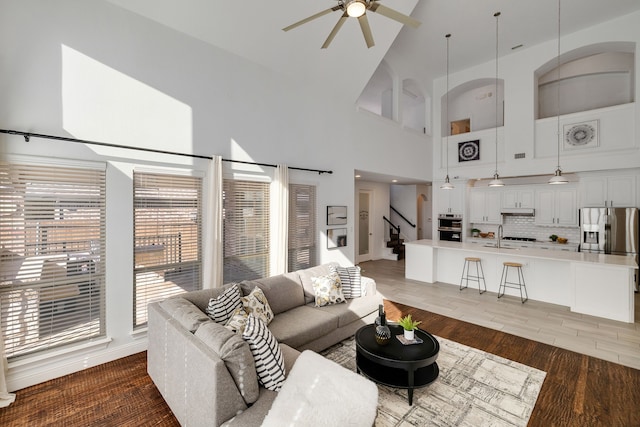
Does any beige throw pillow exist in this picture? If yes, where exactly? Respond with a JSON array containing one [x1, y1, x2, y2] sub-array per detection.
[[241, 286, 274, 325], [311, 272, 346, 307]]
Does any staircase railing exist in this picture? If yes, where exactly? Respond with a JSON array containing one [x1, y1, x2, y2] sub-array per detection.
[[383, 216, 400, 235], [390, 205, 416, 228]]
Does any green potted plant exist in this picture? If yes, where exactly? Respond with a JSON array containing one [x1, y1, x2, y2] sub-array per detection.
[[549, 234, 558, 242], [471, 228, 481, 238], [398, 314, 422, 341]]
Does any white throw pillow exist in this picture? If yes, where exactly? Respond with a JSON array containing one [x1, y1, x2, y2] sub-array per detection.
[[329, 265, 362, 299], [242, 315, 286, 391], [205, 283, 243, 324], [241, 286, 274, 325], [311, 272, 346, 307]]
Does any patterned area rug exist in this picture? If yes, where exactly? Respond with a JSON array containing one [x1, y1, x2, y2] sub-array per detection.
[[320, 335, 546, 427]]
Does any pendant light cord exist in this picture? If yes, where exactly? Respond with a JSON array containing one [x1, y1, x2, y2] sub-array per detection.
[[445, 33, 451, 179], [556, 0, 561, 171], [494, 12, 500, 178]]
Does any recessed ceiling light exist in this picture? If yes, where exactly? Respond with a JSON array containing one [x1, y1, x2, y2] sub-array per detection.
[[355, 174, 361, 178], [392, 179, 398, 183]]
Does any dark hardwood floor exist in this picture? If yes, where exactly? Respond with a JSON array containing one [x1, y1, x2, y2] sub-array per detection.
[[385, 301, 640, 427], [2, 303, 639, 426]]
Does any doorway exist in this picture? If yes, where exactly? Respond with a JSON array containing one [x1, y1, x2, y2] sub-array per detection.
[[357, 190, 373, 263]]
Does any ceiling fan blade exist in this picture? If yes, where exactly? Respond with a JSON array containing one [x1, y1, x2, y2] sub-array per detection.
[[358, 14, 375, 48], [282, 6, 342, 32], [321, 12, 348, 49], [369, 2, 421, 28]]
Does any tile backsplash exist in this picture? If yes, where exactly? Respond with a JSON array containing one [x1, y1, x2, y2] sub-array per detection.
[[470, 216, 580, 243]]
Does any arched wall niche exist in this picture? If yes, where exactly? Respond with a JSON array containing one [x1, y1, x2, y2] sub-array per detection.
[[440, 78, 504, 136], [357, 61, 429, 134], [357, 59, 395, 119], [535, 41, 636, 119], [401, 78, 427, 133]]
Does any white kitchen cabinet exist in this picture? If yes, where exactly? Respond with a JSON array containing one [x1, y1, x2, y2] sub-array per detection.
[[502, 187, 535, 209], [469, 188, 502, 224], [579, 175, 637, 207], [437, 184, 464, 214], [535, 186, 578, 226]]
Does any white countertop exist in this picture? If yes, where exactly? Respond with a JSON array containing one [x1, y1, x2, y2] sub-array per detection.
[[405, 239, 638, 269]]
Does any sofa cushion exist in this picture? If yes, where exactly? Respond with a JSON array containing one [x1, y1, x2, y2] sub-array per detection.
[[194, 321, 260, 405], [224, 306, 249, 334], [205, 283, 243, 324], [240, 272, 305, 315], [329, 265, 362, 299], [159, 298, 211, 333], [313, 294, 382, 328], [296, 262, 339, 304], [261, 350, 378, 427], [268, 305, 339, 349], [311, 272, 346, 307], [241, 287, 274, 325], [242, 315, 286, 392], [181, 282, 239, 313]]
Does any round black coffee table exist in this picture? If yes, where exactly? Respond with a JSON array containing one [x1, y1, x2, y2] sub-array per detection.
[[355, 324, 439, 405]]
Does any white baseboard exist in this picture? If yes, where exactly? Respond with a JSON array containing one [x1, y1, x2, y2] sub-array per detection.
[[8, 339, 148, 392]]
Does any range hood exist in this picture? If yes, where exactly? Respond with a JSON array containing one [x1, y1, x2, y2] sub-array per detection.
[[501, 208, 535, 216]]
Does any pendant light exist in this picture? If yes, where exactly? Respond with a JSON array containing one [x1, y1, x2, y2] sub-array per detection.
[[488, 12, 505, 187], [549, 0, 569, 184], [441, 33, 454, 190]]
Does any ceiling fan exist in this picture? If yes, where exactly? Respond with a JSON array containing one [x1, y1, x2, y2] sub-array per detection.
[[282, 1, 421, 49]]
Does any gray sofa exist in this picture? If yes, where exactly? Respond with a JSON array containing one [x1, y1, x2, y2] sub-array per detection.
[[147, 262, 383, 426]]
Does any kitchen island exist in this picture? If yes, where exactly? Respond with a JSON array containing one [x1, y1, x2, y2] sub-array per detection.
[[405, 239, 638, 323]]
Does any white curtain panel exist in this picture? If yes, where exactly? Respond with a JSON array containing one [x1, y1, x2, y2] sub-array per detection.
[[271, 165, 289, 275], [0, 337, 16, 407], [203, 156, 224, 288]]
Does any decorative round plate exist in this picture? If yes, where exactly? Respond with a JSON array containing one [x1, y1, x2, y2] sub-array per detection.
[[458, 141, 479, 161], [565, 123, 596, 146]]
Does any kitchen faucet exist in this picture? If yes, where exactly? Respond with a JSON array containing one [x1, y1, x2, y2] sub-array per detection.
[[497, 224, 503, 249]]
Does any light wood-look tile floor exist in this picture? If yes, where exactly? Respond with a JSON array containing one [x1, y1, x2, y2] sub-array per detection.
[[359, 259, 640, 371]]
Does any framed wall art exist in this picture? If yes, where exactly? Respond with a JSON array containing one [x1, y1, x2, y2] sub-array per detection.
[[327, 205, 347, 225], [327, 228, 347, 249], [458, 139, 480, 162], [564, 120, 598, 150]]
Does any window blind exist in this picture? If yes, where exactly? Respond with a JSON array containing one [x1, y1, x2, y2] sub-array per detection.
[[288, 184, 317, 271], [223, 179, 270, 283], [0, 161, 106, 359], [133, 172, 202, 328]]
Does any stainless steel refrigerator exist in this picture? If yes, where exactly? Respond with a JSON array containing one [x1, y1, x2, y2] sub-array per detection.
[[580, 207, 639, 290]]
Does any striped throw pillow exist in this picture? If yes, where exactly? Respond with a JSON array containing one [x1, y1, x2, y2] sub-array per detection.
[[329, 265, 362, 299], [205, 283, 243, 324], [242, 315, 286, 391]]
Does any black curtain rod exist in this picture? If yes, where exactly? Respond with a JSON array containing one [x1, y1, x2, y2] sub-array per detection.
[[0, 129, 333, 175]]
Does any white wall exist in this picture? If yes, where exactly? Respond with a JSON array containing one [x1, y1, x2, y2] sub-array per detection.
[[432, 11, 640, 182], [0, 0, 430, 390]]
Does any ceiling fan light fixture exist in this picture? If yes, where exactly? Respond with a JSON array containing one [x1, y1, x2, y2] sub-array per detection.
[[346, 1, 367, 18]]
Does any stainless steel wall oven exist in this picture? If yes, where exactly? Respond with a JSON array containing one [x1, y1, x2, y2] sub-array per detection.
[[438, 214, 462, 242]]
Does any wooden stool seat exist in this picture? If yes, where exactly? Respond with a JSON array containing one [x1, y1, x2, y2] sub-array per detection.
[[460, 257, 486, 294], [498, 262, 528, 303], [503, 262, 522, 267]]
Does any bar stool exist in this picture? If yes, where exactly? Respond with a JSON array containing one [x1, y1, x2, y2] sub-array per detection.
[[459, 257, 486, 294], [498, 262, 528, 303]]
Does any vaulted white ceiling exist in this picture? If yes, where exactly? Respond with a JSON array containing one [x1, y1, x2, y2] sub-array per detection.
[[105, 0, 640, 102]]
